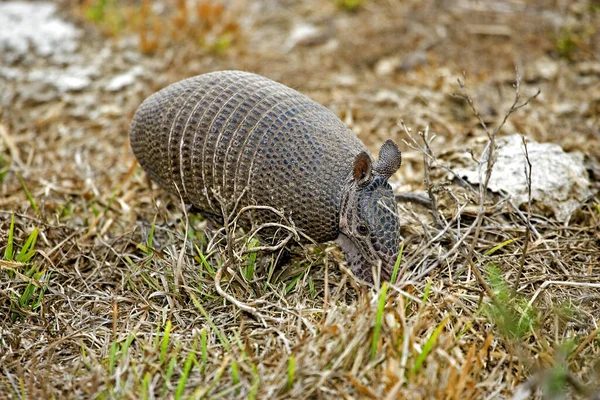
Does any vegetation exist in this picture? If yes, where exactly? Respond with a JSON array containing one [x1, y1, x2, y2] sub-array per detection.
[[1, 0, 599, 398]]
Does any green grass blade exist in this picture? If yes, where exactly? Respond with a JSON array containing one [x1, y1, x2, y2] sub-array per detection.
[[147, 214, 157, 249], [244, 238, 259, 281], [371, 282, 388, 360], [160, 320, 172, 364], [32, 270, 49, 310], [248, 365, 260, 400], [188, 293, 231, 352], [162, 354, 178, 395], [264, 257, 277, 293], [141, 372, 151, 400], [419, 279, 432, 314], [0, 153, 8, 183], [485, 237, 518, 256], [18, 266, 44, 309], [121, 332, 135, 358], [201, 328, 208, 371], [211, 383, 243, 399], [174, 339, 197, 400], [412, 316, 448, 375], [194, 244, 215, 276], [16, 173, 39, 212], [231, 360, 239, 388], [287, 354, 295, 391], [153, 323, 162, 350], [19, 283, 36, 308], [285, 273, 303, 294], [108, 340, 119, 375], [16, 227, 38, 263], [390, 242, 404, 284], [4, 214, 15, 261]]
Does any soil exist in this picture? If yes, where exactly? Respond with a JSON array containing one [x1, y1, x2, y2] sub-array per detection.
[[0, 0, 599, 398]]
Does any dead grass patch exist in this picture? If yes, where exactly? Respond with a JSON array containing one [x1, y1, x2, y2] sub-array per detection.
[[1, 1, 599, 398]]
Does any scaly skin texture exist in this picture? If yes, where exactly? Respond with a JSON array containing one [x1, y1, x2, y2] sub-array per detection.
[[130, 70, 402, 282]]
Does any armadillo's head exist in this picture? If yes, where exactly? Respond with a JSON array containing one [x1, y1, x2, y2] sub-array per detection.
[[337, 139, 402, 284]]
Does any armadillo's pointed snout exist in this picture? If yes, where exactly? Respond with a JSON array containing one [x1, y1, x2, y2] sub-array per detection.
[[335, 233, 400, 285], [381, 252, 400, 282], [364, 257, 394, 285]]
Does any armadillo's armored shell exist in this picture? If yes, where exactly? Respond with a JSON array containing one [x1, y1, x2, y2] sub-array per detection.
[[130, 71, 367, 242]]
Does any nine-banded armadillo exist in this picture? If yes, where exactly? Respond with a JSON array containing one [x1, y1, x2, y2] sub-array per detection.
[[130, 70, 402, 282]]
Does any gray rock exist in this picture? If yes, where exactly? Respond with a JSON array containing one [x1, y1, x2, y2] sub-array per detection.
[[106, 66, 145, 92], [454, 134, 593, 221], [285, 23, 323, 51], [51, 75, 91, 93], [28, 66, 98, 93], [0, 2, 81, 64]]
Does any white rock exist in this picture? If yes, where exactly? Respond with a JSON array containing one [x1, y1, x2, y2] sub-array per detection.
[[375, 56, 401, 76], [334, 74, 357, 87], [28, 66, 98, 93], [106, 66, 145, 92], [285, 23, 320, 51], [454, 134, 593, 221], [0, 66, 22, 81], [54, 75, 92, 92], [0, 2, 80, 64], [534, 58, 559, 80]]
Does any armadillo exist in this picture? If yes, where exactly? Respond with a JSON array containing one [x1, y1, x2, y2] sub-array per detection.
[[130, 70, 402, 282]]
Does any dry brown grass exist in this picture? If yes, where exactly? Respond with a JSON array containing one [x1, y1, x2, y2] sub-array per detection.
[[1, 0, 599, 398]]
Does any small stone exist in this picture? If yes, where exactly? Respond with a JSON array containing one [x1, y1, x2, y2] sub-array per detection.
[[27, 66, 96, 94], [375, 56, 401, 76], [54, 75, 91, 92], [106, 66, 145, 92], [454, 134, 593, 221], [399, 51, 428, 72], [285, 23, 323, 51], [0, 1, 80, 64], [334, 74, 357, 87], [534, 58, 559, 80]]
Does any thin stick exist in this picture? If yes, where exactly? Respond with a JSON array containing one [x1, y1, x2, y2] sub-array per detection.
[[420, 126, 442, 228], [213, 262, 273, 327], [174, 183, 189, 290], [513, 135, 532, 293], [454, 68, 540, 299]]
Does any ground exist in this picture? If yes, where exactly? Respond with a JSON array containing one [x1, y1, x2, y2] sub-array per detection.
[[0, 0, 599, 399]]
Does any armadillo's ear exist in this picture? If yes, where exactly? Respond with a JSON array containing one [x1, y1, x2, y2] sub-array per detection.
[[353, 151, 372, 185], [374, 139, 402, 180]]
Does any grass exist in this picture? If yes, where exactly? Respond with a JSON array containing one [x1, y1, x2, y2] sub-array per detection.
[[1, 0, 599, 398], [1, 216, 49, 321], [0, 153, 8, 183], [16, 173, 39, 213], [3, 213, 14, 260], [76, 0, 240, 54], [244, 238, 259, 281], [160, 320, 172, 364], [334, 0, 367, 11], [175, 340, 197, 400], [95, 328, 207, 398], [556, 28, 579, 59], [200, 328, 208, 371], [390, 242, 404, 284], [371, 281, 388, 360], [411, 316, 448, 376], [483, 264, 537, 341], [287, 354, 296, 391], [484, 237, 518, 256]]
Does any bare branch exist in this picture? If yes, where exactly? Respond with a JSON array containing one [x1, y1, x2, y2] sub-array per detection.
[[513, 135, 532, 293]]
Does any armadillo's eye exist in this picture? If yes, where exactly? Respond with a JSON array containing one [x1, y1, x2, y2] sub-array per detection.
[[357, 224, 369, 235]]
